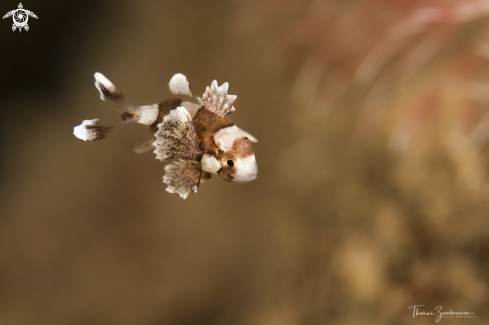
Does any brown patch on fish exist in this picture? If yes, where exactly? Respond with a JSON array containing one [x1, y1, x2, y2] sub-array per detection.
[[193, 107, 234, 155], [150, 98, 182, 133], [121, 111, 135, 122], [231, 137, 254, 157], [218, 167, 234, 182]]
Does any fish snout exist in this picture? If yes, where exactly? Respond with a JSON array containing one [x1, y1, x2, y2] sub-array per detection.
[[232, 155, 258, 183]]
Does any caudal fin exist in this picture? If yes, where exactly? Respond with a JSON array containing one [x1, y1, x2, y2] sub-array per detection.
[[73, 73, 127, 141], [74, 73, 163, 142], [73, 119, 114, 141], [95, 72, 160, 126], [94, 72, 126, 105]]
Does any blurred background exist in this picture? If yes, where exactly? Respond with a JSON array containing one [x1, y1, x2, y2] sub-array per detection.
[[1, 0, 489, 324]]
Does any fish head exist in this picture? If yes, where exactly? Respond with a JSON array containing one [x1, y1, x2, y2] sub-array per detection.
[[217, 136, 258, 183]]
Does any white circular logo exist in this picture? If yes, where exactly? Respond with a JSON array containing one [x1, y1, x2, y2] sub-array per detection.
[[2, 3, 38, 32]]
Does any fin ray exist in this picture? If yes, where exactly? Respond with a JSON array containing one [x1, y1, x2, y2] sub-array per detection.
[[169, 73, 193, 97], [163, 160, 202, 199], [153, 107, 203, 161], [94, 72, 126, 104], [202, 80, 237, 116], [73, 119, 114, 141]]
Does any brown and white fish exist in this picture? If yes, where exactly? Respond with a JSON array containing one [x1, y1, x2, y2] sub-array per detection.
[[73, 73, 258, 199]]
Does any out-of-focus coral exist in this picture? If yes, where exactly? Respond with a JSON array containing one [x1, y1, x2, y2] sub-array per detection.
[[247, 0, 489, 151], [239, 0, 489, 323]]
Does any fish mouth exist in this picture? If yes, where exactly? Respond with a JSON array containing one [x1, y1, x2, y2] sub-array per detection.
[[233, 169, 258, 183], [230, 155, 258, 183], [233, 174, 257, 183]]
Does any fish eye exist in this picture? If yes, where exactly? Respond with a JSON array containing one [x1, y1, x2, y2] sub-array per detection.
[[227, 159, 234, 167]]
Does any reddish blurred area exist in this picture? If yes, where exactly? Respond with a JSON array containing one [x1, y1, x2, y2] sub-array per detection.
[[0, 0, 488, 324], [254, 0, 489, 150]]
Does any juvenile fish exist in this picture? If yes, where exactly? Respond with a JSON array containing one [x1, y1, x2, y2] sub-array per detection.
[[74, 73, 258, 199]]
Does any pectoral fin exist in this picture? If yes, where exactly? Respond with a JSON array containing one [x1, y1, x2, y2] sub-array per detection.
[[163, 160, 202, 199], [153, 106, 203, 161]]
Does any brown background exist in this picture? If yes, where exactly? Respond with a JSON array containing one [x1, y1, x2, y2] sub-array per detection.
[[0, 0, 488, 324]]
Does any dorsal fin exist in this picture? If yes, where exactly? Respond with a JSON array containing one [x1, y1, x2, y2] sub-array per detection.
[[168, 73, 193, 97], [201, 80, 237, 117]]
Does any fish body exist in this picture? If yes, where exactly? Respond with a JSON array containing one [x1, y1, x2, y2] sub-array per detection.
[[74, 73, 258, 199]]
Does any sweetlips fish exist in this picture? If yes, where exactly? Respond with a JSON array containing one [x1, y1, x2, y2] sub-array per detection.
[[74, 73, 258, 199]]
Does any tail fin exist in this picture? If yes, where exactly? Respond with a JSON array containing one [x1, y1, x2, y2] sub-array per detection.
[[94, 72, 126, 105], [74, 73, 162, 142], [73, 119, 114, 141], [73, 73, 129, 142], [94, 72, 159, 126]]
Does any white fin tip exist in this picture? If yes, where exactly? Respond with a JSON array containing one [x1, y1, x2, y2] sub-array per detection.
[[74, 119, 113, 141], [94, 72, 125, 103], [169, 73, 193, 97]]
